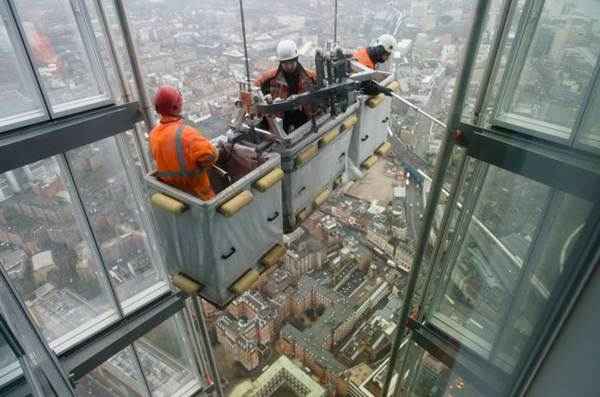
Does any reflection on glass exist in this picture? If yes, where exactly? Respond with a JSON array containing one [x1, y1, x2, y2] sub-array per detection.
[[0, 158, 117, 351], [66, 137, 164, 312], [137, 316, 198, 396], [0, 330, 22, 387], [503, 0, 600, 137], [403, 343, 484, 397], [0, 2, 47, 132], [75, 347, 145, 397], [578, 76, 600, 150], [493, 192, 592, 371], [13, 0, 110, 115], [431, 166, 549, 357]]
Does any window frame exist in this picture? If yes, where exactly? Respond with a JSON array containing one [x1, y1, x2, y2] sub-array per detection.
[[491, 0, 600, 146], [0, 1, 49, 133], [7, 0, 113, 120]]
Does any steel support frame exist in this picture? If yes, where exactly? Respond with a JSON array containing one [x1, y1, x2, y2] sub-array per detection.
[[0, 268, 76, 396], [59, 291, 186, 381], [0, 103, 142, 174], [382, 0, 492, 394], [460, 123, 600, 202]]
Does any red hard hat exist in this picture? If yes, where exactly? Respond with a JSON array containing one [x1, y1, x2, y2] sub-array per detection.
[[153, 85, 183, 116]]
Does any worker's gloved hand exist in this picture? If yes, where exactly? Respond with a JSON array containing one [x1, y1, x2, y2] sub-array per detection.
[[360, 80, 393, 97]]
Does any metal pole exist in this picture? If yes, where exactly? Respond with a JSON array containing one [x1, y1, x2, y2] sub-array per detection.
[[238, 0, 252, 85], [390, 92, 447, 128], [111, 0, 155, 132], [381, 0, 491, 395], [472, 0, 516, 124], [190, 297, 224, 397], [333, 0, 338, 45]]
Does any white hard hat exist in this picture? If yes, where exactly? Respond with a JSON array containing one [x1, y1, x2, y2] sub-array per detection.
[[277, 40, 299, 61], [375, 34, 397, 53]]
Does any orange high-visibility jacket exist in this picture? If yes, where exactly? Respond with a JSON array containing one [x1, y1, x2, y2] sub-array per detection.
[[150, 116, 218, 201], [353, 48, 376, 70], [255, 66, 317, 120]]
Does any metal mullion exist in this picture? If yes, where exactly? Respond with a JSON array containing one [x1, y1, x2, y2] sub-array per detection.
[[383, 0, 492, 393], [114, 134, 170, 293], [4, 0, 53, 118], [111, 0, 155, 134], [58, 154, 126, 317], [570, 54, 600, 147], [127, 344, 153, 397], [74, 0, 114, 101], [173, 312, 206, 393], [180, 307, 210, 389], [492, 0, 542, 122], [95, 0, 153, 172], [488, 188, 556, 363], [416, 150, 469, 322], [426, 161, 489, 322], [473, 0, 517, 125]]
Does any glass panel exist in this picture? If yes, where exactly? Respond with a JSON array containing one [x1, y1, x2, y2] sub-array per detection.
[[430, 166, 550, 358], [499, 0, 600, 138], [0, 2, 47, 132], [578, 72, 600, 149], [12, 0, 111, 116], [75, 347, 146, 397], [402, 343, 485, 397], [0, 330, 22, 387], [0, 158, 118, 352], [66, 137, 166, 312], [492, 191, 593, 371], [136, 315, 200, 396]]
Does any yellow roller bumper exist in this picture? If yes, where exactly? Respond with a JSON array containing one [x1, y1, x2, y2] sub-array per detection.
[[367, 94, 385, 109], [361, 155, 378, 169], [376, 141, 392, 156], [319, 128, 339, 147], [218, 190, 254, 217], [296, 144, 318, 168], [254, 168, 284, 192], [341, 115, 359, 132], [261, 244, 287, 269], [150, 193, 187, 214], [231, 270, 260, 295]]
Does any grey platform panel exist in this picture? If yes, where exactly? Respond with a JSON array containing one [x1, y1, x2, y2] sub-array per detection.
[[350, 75, 396, 167], [145, 148, 283, 307], [278, 107, 357, 232]]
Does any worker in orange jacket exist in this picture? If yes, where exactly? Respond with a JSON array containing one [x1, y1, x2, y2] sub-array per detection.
[[255, 40, 316, 132], [149, 85, 218, 201], [354, 34, 397, 70]]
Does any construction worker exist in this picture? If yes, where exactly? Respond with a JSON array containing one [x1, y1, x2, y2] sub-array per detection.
[[353, 34, 397, 70], [256, 40, 316, 132], [149, 85, 218, 201]]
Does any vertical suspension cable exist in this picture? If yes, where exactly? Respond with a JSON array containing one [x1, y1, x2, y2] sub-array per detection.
[[238, 0, 251, 85]]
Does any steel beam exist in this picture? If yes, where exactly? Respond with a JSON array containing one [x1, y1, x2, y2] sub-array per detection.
[[460, 122, 600, 201], [59, 291, 185, 381], [0, 103, 141, 174]]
